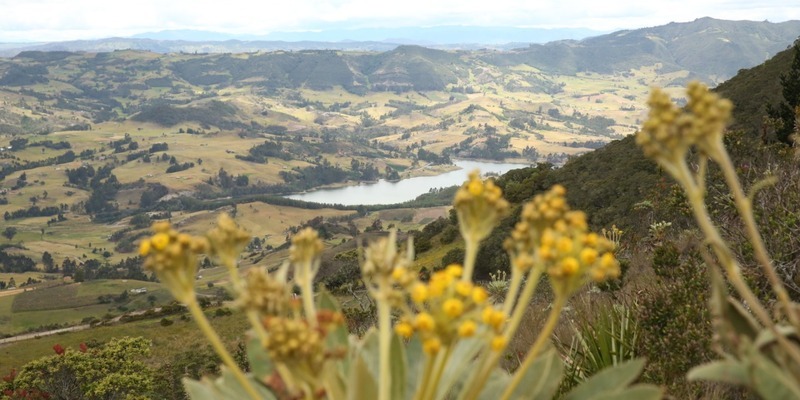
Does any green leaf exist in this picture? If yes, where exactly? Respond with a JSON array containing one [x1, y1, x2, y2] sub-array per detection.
[[246, 337, 274, 384], [435, 337, 486, 400], [183, 378, 219, 400], [754, 324, 797, 349], [359, 328, 380, 383], [564, 358, 646, 400], [591, 385, 663, 400], [318, 289, 350, 356], [405, 335, 424, 397], [390, 332, 407, 400], [687, 360, 748, 386], [183, 367, 276, 400], [348, 348, 378, 400], [477, 368, 511, 400], [508, 349, 563, 400], [724, 299, 759, 341], [747, 345, 800, 400], [317, 288, 343, 313]]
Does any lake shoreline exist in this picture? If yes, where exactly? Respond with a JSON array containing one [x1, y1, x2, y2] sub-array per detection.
[[286, 159, 531, 206]]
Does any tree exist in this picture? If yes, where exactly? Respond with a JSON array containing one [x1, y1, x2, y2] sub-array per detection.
[[42, 251, 55, 272], [9, 337, 156, 399], [767, 42, 800, 145], [3, 227, 17, 241]]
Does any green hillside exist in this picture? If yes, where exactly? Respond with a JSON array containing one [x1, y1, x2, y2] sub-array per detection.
[[716, 41, 799, 135]]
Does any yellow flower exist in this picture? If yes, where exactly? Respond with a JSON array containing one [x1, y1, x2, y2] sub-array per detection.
[[512, 253, 534, 272], [472, 287, 488, 304], [560, 257, 579, 276], [443, 299, 464, 318], [467, 178, 484, 196], [429, 279, 447, 298], [556, 237, 573, 254], [457, 320, 477, 337], [411, 284, 429, 304], [600, 252, 617, 270], [423, 337, 442, 355], [151, 233, 170, 251], [391, 266, 407, 282], [395, 322, 414, 339], [455, 281, 473, 297], [139, 240, 151, 256], [491, 336, 507, 351], [580, 248, 598, 265], [415, 313, 435, 331], [583, 233, 599, 247], [445, 264, 463, 279], [289, 227, 323, 266], [482, 307, 505, 329]]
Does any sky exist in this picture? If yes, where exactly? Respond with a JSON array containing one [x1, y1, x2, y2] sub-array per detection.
[[1, 0, 799, 42]]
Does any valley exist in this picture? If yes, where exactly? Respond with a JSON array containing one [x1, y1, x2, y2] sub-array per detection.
[[1, 14, 799, 399]]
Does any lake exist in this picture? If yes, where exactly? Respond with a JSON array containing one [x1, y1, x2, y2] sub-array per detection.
[[286, 159, 530, 206]]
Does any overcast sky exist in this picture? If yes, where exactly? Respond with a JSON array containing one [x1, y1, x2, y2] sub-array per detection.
[[1, 0, 799, 42]]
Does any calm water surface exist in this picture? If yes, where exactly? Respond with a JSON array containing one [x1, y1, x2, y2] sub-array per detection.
[[286, 160, 529, 206]]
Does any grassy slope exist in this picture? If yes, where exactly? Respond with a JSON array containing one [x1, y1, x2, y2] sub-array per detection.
[[0, 280, 169, 336], [0, 308, 249, 373], [715, 44, 797, 135]]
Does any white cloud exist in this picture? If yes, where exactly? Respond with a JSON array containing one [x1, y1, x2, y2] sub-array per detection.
[[0, 0, 798, 41]]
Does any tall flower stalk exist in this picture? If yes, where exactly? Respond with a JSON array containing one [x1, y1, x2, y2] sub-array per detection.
[[140, 173, 651, 400]]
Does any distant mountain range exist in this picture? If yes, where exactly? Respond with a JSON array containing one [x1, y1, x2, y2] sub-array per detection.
[[131, 26, 606, 44], [1, 18, 798, 83], [0, 26, 606, 57], [487, 17, 800, 80]]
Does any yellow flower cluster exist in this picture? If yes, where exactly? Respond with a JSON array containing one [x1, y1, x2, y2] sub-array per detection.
[[361, 230, 413, 281], [289, 227, 325, 267], [503, 185, 620, 297], [262, 317, 325, 374], [539, 211, 619, 297], [505, 184, 570, 260], [139, 221, 209, 302], [393, 264, 505, 354], [206, 214, 251, 266], [637, 81, 732, 164], [454, 170, 509, 244], [237, 267, 291, 317]]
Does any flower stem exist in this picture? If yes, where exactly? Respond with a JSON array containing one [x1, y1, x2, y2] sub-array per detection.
[[187, 297, 261, 400], [299, 263, 318, 328], [677, 161, 800, 365], [462, 237, 480, 282], [413, 354, 436, 400], [378, 299, 392, 400], [715, 148, 799, 328], [502, 267, 524, 316], [500, 296, 565, 400], [420, 345, 452, 400]]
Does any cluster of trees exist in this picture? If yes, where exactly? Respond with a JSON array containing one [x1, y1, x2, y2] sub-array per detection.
[[58, 256, 148, 282], [0, 149, 76, 181], [210, 168, 249, 189], [279, 160, 352, 191], [3, 204, 64, 220], [766, 42, 800, 144], [165, 161, 194, 173], [417, 148, 451, 165], [236, 140, 289, 163], [0, 247, 36, 273], [350, 158, 381, 181], [1, 337, 156, 398]]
